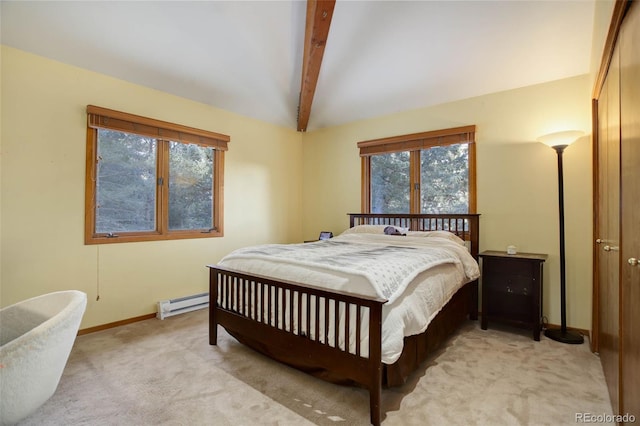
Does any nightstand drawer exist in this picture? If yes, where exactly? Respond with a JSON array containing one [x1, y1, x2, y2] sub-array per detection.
[[485, 257, 537, 276], [485, 273, 533, 296]]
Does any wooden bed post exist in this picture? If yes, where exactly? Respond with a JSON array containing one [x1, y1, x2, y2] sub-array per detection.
[[468, 215, 480, 321], [469, 214, 480, 259], [209, 268, 218, 346], [368, 302, 383, 426], [469, 280, 479, 321]]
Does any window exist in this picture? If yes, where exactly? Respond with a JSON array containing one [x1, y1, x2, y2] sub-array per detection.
[[359, 126, 476, 214], [85, 106, 230, 244]]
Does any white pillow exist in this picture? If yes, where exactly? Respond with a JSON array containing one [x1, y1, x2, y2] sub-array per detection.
[[341, 224, 411, 235], [406, 230, 466, 245], [342, 225, 462, 243], [341, 225, 389, 235]]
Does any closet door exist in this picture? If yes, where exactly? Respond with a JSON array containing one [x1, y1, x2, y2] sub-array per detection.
[[619, 1, 640, 417], [597, 45, 621, 413]]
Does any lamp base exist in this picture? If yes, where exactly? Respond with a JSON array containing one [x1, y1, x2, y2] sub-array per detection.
[[544, 328, 584, 344]]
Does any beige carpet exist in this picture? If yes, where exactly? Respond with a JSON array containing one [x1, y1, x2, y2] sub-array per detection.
[[19, 310, 613, 425]]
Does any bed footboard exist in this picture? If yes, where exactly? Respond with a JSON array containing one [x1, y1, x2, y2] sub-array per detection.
[[208, 265, 388, 426]]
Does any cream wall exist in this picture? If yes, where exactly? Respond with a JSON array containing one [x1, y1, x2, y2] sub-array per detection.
[[301, 75, 593, 331], [0, 46, 303, 328], [2, 35, 605, 333]]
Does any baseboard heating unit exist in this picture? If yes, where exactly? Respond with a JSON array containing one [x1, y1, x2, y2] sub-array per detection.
[[157, 292, 209, 320]]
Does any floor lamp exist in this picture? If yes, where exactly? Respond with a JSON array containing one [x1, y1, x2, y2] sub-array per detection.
[[538, 130, 584, 344]]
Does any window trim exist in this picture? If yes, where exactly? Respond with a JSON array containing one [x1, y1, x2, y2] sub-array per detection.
[[358, 125, 476, 214], [84, 106, 230, 244]]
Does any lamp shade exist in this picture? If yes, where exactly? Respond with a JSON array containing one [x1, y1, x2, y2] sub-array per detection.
[[537, 130, 584, 148]]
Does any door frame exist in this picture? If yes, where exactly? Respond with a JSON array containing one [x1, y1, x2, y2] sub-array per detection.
[[591, 0, 632, 354]]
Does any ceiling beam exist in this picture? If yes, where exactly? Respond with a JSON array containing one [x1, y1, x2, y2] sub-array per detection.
[[297, 0, 336, 132]]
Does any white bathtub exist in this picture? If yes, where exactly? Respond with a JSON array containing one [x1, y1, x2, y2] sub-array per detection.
[[0, 290, 87, 425]]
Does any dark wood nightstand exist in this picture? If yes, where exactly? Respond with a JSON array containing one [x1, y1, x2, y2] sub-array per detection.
[[479, 250, 547, 341]]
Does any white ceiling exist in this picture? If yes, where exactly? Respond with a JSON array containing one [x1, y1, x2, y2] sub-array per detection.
[[1, 0, 596, 132]]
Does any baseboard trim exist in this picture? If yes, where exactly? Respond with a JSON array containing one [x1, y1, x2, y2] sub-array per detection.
[[477, 311, 592, 342], [79, 313, 592, 342], [78, 313, 156, 335]]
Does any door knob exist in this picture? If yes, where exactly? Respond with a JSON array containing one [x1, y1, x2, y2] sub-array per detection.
[[604, 245, 611, 252], [629, 258, 638, 266], [596, 238, 603, 244], [603, 245, 619, 252]]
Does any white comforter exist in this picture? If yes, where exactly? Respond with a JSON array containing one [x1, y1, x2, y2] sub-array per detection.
[[219, 233, 480, 364]]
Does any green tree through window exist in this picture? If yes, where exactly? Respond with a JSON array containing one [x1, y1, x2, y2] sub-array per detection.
[[96, 130, 157, 233], [371, 152, 410, 213], [168, 141, 214, 230], [420, 144, 469, 213]]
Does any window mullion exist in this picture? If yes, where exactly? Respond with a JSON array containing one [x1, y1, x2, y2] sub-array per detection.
[[361, 157, 371, 213], [468, 142, 477, 213], [157, 140, 170, 235], [85, 128, 99, 241], [212, 150, 223, 234], [409, 151, 420, 214]]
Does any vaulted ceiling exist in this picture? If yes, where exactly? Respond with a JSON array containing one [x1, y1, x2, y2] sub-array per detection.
[[1, 0, 596, 132]]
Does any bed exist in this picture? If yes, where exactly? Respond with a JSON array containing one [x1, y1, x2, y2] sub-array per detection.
[[208, 213, 480, 425]]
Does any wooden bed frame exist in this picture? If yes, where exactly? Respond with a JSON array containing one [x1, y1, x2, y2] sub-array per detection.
[[208, 213, 480, 425]]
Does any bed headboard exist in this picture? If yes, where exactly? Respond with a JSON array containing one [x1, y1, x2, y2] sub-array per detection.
[[348, 213, 480, 259]]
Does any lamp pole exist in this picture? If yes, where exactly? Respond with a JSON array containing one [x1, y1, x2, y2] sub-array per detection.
[[544, 144, 584, 344]]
